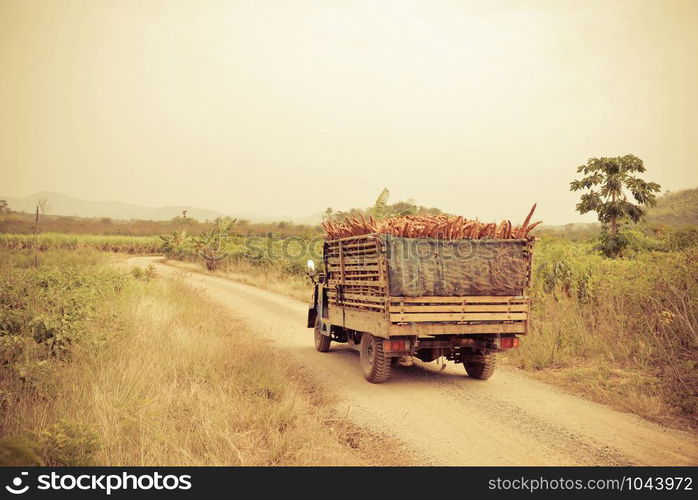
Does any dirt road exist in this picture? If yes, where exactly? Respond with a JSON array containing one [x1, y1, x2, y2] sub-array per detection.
[[129, 257, 698, 466]]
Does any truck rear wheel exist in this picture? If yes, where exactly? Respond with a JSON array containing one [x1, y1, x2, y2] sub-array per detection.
[[314, 318, 331, 352], [464, 353, 497, 380], [360, 334, 391, 383]]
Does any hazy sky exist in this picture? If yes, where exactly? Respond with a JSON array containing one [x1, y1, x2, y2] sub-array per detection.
[[1, 0, 697, 224]]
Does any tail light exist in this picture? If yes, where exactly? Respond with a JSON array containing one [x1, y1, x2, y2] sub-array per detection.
[[384, 340, 407, 352], [500, 337, 519, 349]]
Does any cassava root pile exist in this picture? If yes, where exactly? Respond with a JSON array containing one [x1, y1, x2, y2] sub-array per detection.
[[322, 204, 542, 240]]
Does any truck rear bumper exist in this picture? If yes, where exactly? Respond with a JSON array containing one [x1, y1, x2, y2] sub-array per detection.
[[380, 334, 519, 357]]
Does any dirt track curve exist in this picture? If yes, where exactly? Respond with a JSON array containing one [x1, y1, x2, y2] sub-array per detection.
[[129, 257, 698, 466]]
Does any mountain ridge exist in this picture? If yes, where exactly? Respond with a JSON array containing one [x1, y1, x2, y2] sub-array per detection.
[[1, 191, 323, 224]]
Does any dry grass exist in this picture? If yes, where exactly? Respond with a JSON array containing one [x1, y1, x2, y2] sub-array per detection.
[[1, 260, 409, 466], [164, 259, 311, 302]]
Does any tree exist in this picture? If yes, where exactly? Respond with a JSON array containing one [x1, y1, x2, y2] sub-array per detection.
[[570, 154, 661, 256], [328, 188, 444, 222], [37, 197, 50, 215], [0, 200, 8, 213], [389, 200, 419, 217], [322, 207, 333, 222]]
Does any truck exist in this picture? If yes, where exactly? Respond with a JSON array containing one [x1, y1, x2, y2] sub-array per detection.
[[306, 233, 534, 383]]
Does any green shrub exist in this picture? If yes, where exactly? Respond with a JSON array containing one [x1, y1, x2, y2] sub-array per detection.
[[517, 241, 698, 421], [623, 229, 666, 253], [0, 249, 130, 413], [665, 226, 698, 251]]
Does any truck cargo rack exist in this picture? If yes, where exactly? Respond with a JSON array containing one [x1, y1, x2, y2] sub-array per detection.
[[324, 234, 531, 338]]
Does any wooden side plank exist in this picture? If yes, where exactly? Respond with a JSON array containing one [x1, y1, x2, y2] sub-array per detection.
[[388, 322, 527, 336], [328, 301, 384, 307], [328, 279, 386, 287], [389, 312, 527, 322], [327, 292, 385, 303], [391, 296, 528, 304], [329, 305, 389, 338], [388, 304, 529, 313], [326, 243, 378, 252], [327, 260, 380, 267], [329, 271, 381, 278]]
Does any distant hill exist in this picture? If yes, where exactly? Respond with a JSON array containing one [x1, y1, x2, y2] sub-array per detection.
[[2, 191, 227, 221], [646, 187, 698, 227], [0, 191, 322, 224]]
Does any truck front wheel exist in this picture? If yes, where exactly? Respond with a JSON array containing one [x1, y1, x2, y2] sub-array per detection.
[[360, 334, 391, 383], [314, 318, 331, 352], [464, 353, 497, 380]]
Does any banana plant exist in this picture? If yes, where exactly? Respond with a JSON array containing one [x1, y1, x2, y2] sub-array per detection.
[[159, 231, 192, 259], [193, 217, 236, 270]]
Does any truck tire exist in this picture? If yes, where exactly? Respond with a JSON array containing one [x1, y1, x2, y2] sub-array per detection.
[[360, 334, 391, 383], [314, 318, 331, 352], [464, 353, 497, 380]]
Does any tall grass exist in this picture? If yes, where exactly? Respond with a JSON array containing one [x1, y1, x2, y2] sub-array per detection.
[[0, 249, 407, 466], [506, 238, 698, 427]]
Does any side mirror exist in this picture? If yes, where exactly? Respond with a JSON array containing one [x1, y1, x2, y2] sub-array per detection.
[[306, 260, 316, 277]]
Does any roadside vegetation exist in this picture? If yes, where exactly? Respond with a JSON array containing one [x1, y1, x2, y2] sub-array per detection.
[[0, 249, 408, 466], [508, 237, 697, 428], [1, 186, 696, 430], [155, 188, 698, 429]]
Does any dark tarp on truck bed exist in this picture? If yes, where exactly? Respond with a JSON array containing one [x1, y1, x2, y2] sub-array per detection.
[[381, 235, 529, 297]]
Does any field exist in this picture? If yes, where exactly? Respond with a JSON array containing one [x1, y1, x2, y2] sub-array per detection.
[[2, 202, 697, 435], [0, 212, 322, 238], [0, 249, 407, 466], [0, 233, 161, 254]]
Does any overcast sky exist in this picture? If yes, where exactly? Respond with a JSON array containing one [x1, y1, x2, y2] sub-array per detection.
[[1, 0, 697, 224]]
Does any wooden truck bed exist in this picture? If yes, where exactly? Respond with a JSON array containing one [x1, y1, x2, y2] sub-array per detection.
[[324, 234, 531, 339]]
